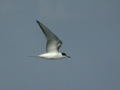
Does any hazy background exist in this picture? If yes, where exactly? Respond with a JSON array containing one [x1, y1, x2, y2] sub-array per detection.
[[0, 0, 120, 90]]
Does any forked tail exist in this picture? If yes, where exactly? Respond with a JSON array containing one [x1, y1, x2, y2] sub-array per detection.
[[29, 56, 40, 58]]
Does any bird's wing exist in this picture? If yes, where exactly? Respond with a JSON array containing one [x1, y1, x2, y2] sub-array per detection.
[[36, 20, 62, 53]]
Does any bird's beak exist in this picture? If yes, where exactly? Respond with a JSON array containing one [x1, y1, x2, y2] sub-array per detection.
[[67, 56, 71, 58]]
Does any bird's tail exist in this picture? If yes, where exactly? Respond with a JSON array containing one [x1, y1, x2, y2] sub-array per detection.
[[29, 56, 40, 58]]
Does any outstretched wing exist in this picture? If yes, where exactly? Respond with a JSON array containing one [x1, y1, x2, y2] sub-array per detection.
[[36, 20, 62, 53]]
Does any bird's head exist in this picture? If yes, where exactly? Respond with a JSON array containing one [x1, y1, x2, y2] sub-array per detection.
[[61, 53, 71, 58]]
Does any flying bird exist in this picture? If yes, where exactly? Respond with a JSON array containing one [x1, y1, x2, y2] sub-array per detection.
[[32, 20, 70, 60]]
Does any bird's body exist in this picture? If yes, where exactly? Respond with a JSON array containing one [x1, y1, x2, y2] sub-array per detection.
[[32, 20, 70, 60], [37, 52, 66, 60]]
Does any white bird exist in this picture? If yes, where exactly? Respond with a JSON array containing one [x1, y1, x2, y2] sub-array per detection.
[[31, 20, 70, 60]]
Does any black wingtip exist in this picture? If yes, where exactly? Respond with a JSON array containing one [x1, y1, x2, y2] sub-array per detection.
[[36, 20, 39, 23], [36, 20, 41, 26]]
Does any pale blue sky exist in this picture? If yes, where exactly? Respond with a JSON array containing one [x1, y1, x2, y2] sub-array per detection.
[[0, 0, 120, 90]]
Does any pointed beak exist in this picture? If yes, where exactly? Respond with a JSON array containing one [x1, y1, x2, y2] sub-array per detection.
[[67, 56, 71, 58]]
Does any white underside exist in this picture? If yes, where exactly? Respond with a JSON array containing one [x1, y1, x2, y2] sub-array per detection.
[[37, 52, 66, 60]]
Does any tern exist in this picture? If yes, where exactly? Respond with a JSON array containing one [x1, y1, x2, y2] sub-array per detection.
[[32, 20, 70, 60]]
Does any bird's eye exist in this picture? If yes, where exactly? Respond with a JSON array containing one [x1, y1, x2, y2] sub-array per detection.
[[62, 53, 66, 56]]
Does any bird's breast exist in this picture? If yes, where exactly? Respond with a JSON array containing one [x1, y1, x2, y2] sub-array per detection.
[[39, 52, 64, 60]]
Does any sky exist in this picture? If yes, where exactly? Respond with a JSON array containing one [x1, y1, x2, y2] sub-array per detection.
[[0, 0, 120, 90]]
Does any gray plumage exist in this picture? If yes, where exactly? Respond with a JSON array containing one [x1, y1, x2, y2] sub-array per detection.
[[36, 20, 62, 53]]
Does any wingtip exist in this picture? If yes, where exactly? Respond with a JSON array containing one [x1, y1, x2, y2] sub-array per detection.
[[36, 20, 42, 25], [36, 20, 39, 23]]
